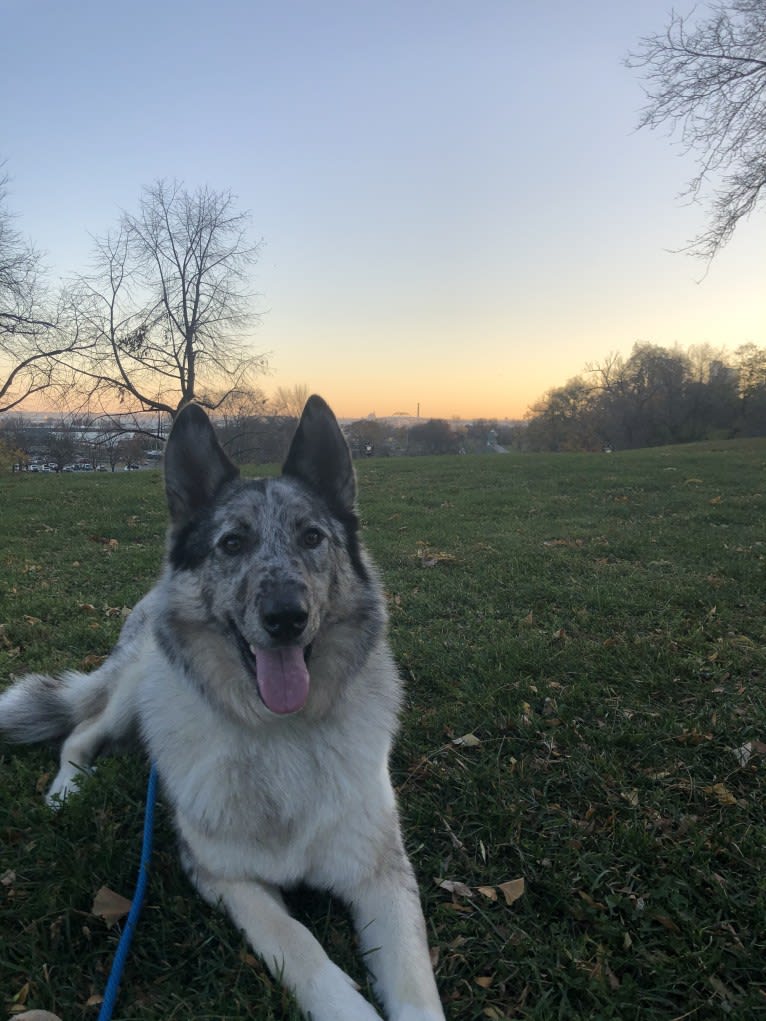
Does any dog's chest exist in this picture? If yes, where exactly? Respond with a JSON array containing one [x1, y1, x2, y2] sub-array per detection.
[[158, 705, 394, 887]]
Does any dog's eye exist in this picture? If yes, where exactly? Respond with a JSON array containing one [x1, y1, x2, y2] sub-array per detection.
[[219, 533, 243, 555], [301, 527, 324, 550]]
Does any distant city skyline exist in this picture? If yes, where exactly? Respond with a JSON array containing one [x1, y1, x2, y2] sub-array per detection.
[[2, 1, 763, 421]]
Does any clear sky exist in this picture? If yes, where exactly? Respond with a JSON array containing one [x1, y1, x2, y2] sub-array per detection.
[[2, 0, 763, 420]]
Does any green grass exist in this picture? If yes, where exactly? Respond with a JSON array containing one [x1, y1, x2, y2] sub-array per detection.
[[2, 441, 765, 1020]]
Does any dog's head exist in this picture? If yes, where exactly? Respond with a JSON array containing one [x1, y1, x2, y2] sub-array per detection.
[[160, 396, 380, 721]]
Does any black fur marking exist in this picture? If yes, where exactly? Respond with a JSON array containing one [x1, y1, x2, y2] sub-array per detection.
[[336, 507, 369, 583], [169, 516, 215, 571]]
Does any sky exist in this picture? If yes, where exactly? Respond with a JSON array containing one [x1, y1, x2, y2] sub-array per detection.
[[2, 0, 764, 421]]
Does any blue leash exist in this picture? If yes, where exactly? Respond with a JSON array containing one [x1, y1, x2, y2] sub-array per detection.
[[97, 764, 159, 1021]]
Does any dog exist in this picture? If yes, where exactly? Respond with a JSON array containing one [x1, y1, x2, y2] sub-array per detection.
[[0, 396, 445, 1021]]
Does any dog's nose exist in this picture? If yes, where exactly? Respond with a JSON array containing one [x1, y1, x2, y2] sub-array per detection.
[[262, 601, 309, 642]]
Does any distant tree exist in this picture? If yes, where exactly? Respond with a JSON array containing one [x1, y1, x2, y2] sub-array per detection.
[[0, 172, 84, 412], [215, 388, 271, 463], [525, 378, 601, 452], [271, 384, 309, 419], [407, 419, 459, 455], [65, 179, 266, 419], [345, 419, 390, 457], [0, 433, 25, 471], [734, 342, 766, 433], [627, 1, 766, 259], [525, 341, 766, 451], [46, 418, 78, 471]]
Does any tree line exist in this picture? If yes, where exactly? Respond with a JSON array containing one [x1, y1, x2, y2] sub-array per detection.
[[524, 342, 766, 452]]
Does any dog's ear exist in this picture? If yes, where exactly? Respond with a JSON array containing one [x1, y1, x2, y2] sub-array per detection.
[[282, 395, 356, 513], [164, 404, 240, 524]]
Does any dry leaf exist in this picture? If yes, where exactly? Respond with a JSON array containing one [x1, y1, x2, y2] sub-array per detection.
[[734, 742, 753, 766], [85, 994, 104, 1007], [652, 913, 681, 934], [498, 878, 525, 906], [1, 868, 16, 887], [735, 739, 766, 765], [477, 885, 498, 901], [435, 878, 474, 899], [92, 885, 132, 926], [475, 975, 494, 989], [703, 783, 739, 806], [452, 733, 481, 748]]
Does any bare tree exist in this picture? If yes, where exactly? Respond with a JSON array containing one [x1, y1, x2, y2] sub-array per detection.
[[271, 383, 310, 419], [66, 180, 266, 419], [0, 172, 79, 412], [627, 1, 766, 259]]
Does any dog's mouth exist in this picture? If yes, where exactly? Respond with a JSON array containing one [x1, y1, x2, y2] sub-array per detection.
[[232, 624, 312, 715]]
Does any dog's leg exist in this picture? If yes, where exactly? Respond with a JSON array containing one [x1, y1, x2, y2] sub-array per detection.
[[203, 876, 384, 1021], [46, 718, 102, 805], [349, 856, 445, 1021], [47, 670, 138, 806]]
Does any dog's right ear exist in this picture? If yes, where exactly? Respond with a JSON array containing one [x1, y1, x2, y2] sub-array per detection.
[[164, 404, 240, 524]]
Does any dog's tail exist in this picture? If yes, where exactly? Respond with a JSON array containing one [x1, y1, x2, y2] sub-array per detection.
[[0, 668, 110, 744], [0, 590, 154, 746]]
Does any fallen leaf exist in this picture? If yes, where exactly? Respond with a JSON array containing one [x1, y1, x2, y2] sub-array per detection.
[[475, 975, 494, 989], [477, 885, 498, 902], [435, 878, 474, 899], [703, 782, 739, 806], [652, 913, 680, 933], [85, 994, 104, 1007], [81, 654, 107, 669], [452, 733, 481, 748], [498, 878, 525, 906], [92, 885, 132, 926], [11, 981, 30, 1006], [676, 729, 712, 745], [734, 742, 753, 766], [1, 868, 16, 886]]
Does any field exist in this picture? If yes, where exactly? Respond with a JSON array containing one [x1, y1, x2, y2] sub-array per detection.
[[1, 440, 765, 1020]]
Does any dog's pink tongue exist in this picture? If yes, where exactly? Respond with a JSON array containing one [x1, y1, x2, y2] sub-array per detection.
[[253, 646, 310, 714]]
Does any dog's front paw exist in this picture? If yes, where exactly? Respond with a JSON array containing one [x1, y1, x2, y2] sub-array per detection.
[[302, 960, 383, 1021], [45, 763, 93, 808]]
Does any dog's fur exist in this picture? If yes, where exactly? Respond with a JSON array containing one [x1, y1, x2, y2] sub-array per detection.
[[0, 397, 445, 1021]]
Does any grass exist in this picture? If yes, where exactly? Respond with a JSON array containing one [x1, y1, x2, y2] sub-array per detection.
[[1, 440, 765, 1020]]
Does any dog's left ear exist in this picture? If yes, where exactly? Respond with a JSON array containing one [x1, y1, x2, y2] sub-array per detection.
[[282, 395, 356, 513], [165, 403, 240, 524]]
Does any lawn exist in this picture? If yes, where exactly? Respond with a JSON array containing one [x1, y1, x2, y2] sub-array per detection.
[[1, 441, 765, 1020]]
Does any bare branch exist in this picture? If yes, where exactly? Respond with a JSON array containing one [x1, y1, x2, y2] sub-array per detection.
[[626, 0, 766, 259]]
